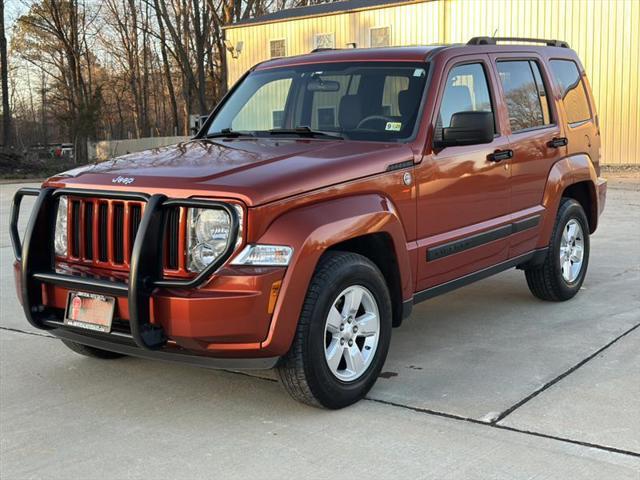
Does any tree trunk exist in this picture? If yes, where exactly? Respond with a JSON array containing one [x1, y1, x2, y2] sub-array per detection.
[[1, 0, 13, 146]]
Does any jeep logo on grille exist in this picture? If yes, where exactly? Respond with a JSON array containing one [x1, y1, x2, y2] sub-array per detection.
[[112, 176, 135, 185]]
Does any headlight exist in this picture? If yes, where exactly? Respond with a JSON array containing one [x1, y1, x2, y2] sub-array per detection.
[[231, 245, 293, 266], [54, 197, 68, 256], [187, 205, 243, 272]]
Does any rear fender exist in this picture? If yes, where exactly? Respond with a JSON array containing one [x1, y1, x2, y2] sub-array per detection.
[[256, 194, 412, 356], [538, 154, 599, 248]]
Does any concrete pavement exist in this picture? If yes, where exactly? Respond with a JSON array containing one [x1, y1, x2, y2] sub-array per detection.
[[1, 180, 639, 479]]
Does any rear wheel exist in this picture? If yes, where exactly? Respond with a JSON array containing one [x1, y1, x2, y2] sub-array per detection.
[[61, 339, 126, 359], [525, 197, 590, 301], [276, 251, 392, 409]]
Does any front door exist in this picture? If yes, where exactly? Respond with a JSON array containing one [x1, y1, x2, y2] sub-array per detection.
[[415, 57, 512, 291]]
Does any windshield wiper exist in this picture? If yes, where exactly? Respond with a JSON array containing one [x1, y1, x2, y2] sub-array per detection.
[[204, 128, 255, 139], [266, 127, 343, 140]]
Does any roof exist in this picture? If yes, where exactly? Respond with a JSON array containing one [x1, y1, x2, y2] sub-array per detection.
[[253, 45, 444, 70], [226, 0, 426, 29]]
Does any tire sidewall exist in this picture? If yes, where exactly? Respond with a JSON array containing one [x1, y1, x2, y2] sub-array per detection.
[[551, 200, 590, 296], [304, 258, 392, 408]]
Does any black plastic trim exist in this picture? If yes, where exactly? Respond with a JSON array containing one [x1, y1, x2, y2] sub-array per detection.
[[47, 321, 279, 370], [9, 187, 41, 261], [427, 215, 541, 261], [33, 272, 129, 295], [386, 159, 414, 171], [414, 249, 548, 305]]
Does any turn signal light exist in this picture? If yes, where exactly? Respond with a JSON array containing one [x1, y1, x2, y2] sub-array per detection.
[[268, 280, 282, 314]]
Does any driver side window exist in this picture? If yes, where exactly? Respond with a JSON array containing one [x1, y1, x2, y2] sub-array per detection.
[[436, 63, 494, 141]]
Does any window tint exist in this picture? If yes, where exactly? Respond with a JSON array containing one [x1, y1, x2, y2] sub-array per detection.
[[437, 63, 493, 133], [550, 60, 591, 124], [497, 60, 551, 132]]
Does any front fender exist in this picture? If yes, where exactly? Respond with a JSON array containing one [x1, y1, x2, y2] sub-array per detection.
[[538, 153, 600, 248], [256, 193, 412, 356]]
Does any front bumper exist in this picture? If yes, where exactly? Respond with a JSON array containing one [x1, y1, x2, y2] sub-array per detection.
[[10, 187, 281, 369]]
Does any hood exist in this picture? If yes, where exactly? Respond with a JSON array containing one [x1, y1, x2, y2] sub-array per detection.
[[50, 139, 415, 206]]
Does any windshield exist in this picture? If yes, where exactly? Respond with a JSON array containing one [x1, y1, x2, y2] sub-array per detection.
[[206, 62, 428, 142]]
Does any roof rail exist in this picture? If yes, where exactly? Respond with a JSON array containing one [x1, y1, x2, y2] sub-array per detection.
[[310, 47, 339, 53], [467, 37, 570, 48]]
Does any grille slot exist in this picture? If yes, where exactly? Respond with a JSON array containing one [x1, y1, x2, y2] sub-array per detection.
[[98, 203, 108, 261], [129, 204, 142, 255], [113, 203, 125, 264], [166, 207, 180, 270], [84, 202, 94, 260], [71, 200, 81, 257]]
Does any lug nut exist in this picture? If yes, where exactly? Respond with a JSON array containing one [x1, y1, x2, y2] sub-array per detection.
[[340, 324, 344, 331], [348, 340, 353, 347], [353, 326, 358, 333], [340, 338, 345, 345]]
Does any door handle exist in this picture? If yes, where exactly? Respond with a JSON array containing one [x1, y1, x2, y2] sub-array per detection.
[[487, 149, 513, 162], [548, 137, 568, 148]]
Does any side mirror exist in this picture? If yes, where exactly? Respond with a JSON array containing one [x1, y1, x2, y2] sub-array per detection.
[[437, 111, 494, 147]]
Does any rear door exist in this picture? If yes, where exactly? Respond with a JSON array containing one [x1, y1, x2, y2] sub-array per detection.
[[415, 56, 512, 291], [490, 54, 564, 257]]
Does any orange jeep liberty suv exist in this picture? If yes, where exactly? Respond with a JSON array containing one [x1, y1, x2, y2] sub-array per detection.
[[11, 37, 607, 408]]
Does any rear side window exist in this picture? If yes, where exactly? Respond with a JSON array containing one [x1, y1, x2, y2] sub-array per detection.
[[497, 60, 552, 132], [550, 60, 591, 125]]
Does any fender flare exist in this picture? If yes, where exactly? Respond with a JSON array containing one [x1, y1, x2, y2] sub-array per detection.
[[256, 193, 412, 356], [538, 153, 600, 248]]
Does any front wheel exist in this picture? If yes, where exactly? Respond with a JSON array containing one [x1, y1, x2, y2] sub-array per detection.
[[525, 197, 590, 301], [276, 251, 392, 409]]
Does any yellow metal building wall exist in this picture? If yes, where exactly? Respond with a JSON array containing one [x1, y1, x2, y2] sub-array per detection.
[[225, 0, 640, 165]]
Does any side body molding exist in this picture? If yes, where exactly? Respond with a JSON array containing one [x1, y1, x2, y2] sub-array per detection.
[[538, 153, 601, 249], [256, 194, 412, 356]]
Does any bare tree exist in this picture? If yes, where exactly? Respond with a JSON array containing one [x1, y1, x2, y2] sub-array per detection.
[[1, 0, 12, 146]]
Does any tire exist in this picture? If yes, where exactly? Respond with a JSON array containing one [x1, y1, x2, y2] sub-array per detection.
[[276, 251, 392, 409], [525, 197, 590, 301], [61, 339, 126, 359]]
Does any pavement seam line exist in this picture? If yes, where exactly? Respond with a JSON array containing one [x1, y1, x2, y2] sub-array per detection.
[[0, 326, 56, 338], [364, 397, 640, 458], [491, 321, 640, 424]]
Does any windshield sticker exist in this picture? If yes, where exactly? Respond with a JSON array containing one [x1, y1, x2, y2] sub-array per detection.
[[413, 68, 426, 77], [385, 122, 402, 131]]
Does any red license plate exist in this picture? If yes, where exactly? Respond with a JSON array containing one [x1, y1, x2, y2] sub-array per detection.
[[64, 291, 115, 333]]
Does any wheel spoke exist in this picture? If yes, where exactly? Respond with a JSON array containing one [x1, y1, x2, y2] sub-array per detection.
[[562, 259, 572, 277], [325, 340, 344, 372], [566, 222, 578, 242], [570, 245, 584, 263], [342, 288, 363, 316], [355, 312, 377, 337], [326, 306, 343, 334], [345, 345, 365, 373]]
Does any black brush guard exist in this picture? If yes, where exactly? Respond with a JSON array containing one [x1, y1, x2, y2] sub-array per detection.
[[10, 187, 278, 370]]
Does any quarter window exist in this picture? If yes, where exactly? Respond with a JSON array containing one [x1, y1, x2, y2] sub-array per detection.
[[497, 60, 552, 132], [437, 63, 494, 133], [269, 39, 286, 58], [550, 60, 591, 125]]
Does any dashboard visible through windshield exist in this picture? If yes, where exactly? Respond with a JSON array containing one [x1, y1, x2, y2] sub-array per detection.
[[206, 62, 429, 142]]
